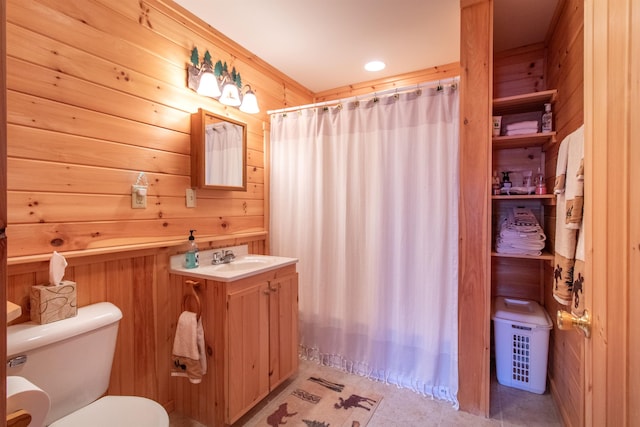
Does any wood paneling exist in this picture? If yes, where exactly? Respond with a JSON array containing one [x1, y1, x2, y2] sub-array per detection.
[[1, 0, 8, 419], [5, 0, 314, 259], [458, 0, 492, 416], [493, 44, 546, 98], [4, 0, 305, 414], [544, 2, 585, 426], [313, 62, 460, 103], [584, 0, 636, 424], [491, 2, 584, 425]]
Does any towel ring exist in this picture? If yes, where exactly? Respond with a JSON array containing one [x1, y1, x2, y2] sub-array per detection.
[[182, 280, 202, 320]]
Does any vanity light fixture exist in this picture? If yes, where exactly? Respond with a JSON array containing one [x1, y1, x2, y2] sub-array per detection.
[[187, 47, 260, 114], [239, 86, 260, 114]]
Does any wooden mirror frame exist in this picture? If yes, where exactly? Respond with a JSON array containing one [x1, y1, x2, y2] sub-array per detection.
[[190, 108, 247, 191]]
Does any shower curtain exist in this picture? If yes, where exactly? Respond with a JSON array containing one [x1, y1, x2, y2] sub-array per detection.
[[269, 82, 460, 407]]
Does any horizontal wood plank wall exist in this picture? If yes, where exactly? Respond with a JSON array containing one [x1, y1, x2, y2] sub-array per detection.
[[493, 44, 546, 98], [5, 0, 466, 418], [4, 0, 312, 414], [543, 1, 585, 426], [313, 62, 460, 102], [5, 0, 313, 259]]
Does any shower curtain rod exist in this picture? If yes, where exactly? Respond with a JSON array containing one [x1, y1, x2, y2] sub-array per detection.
[[267, 76, 459, 115]]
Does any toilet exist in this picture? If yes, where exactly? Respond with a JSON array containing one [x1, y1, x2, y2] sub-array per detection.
[[7, 302, 169, 426]]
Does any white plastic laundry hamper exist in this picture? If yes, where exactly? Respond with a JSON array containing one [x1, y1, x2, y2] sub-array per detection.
[[492, 297, 552, 394]]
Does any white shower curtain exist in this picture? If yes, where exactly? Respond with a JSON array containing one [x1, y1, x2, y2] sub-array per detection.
[[269, 82, 460, 407]]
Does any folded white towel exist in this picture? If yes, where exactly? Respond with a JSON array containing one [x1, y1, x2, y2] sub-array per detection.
[[505, 120, 539, 131], [505, 128, 538, 136], [172, 311, 207, 384]]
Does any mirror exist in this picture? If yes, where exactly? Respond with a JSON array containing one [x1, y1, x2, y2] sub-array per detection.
[[191, 108, 247, 190]]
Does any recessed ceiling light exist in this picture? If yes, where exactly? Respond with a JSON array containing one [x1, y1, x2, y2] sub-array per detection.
[[364, 61, 386, 72]]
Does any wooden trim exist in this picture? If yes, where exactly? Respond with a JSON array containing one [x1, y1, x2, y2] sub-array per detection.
[[1, 0, 8, 420], [7, 231, 268, 265], [458, 0, 492, 416]]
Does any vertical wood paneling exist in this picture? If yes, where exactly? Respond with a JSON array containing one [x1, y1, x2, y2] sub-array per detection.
[[458, 0, 492, 416], [544, 2, 585, 426], [1, 0, 8, 418], [585, 0, 634, 424]]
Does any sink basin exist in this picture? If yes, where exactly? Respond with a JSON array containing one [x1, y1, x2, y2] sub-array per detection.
[[170, 254, 298, 282]]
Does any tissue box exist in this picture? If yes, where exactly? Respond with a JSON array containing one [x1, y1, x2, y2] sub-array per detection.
[[30, 280, 77, 324]]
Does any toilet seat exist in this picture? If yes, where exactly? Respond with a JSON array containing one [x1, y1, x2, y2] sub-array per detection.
[[49, 395, 169, 427]]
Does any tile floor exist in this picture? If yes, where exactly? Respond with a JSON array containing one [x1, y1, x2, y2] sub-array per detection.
[[169, 359, 563, 427]]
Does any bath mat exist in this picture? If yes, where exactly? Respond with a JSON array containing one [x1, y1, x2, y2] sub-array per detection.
[[254, 376, 382, 427]]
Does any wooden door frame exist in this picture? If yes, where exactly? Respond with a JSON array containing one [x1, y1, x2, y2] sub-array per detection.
[[584, 0, 638, 425], [1, 0, 8, 420]]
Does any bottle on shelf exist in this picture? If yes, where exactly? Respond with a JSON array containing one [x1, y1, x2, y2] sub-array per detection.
[[541, 103, 553, 133], [501, 171, 512, 190], [534, 168, 546, 195], [492, 170, 501, 195]]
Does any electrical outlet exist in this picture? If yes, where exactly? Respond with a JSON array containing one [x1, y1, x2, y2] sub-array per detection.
[[131, 185, 147, 209], [186, 188, 197, 208]]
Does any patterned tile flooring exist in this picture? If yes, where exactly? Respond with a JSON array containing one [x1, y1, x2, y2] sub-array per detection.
[[169, 359, 563, 427]]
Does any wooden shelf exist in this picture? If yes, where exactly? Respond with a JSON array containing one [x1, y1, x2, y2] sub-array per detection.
[[492, 132, 556, 150], [492, 194, 556, 206], [492, 89, 557, 116], [492, 251, 554, 261]]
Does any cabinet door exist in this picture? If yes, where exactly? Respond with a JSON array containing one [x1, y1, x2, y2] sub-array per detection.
[[227, 281, 270, 423], [268, 273, 299, 389]]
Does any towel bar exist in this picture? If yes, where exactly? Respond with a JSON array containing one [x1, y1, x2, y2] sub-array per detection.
[[182, 280, 202, 320]]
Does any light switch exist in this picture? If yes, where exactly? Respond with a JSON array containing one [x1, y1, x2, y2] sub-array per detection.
[[186, 188, 196, 208]]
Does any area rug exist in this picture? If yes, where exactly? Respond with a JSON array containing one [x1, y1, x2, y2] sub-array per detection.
[[255, 376, 383, 427]]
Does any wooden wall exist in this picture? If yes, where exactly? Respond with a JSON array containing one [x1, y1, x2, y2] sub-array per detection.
[[1, 0, 8, 422], [4, 0, 462, 418], [4, 0, 313, 413], [458, 0, 492, 416], [543, 2, 584, 427], [5, 0, 314, 261], [493, 1, 585, 426]]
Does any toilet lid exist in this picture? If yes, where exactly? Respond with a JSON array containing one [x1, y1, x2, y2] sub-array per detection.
[[49, 396, 169, 427]]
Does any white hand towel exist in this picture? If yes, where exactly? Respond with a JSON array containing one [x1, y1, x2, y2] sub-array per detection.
[[172, 311, 207, 384]]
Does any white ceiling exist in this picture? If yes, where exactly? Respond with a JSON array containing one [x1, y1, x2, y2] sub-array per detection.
[[174, 0, 559, 94]]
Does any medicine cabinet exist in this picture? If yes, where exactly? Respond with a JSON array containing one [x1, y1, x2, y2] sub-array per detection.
[[191, 108, 247, 191]]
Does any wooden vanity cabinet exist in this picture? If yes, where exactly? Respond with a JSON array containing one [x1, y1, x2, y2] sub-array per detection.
[[171, 264, 299, 426]]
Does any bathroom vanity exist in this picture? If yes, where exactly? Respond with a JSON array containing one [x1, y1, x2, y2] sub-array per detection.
[[170, 251, 299, 426]]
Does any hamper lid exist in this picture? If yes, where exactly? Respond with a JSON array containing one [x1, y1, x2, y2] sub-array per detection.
[[492, 297, 552, 329]]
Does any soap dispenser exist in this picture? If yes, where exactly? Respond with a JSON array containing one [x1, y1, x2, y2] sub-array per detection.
[[185, 230, 199, 269]]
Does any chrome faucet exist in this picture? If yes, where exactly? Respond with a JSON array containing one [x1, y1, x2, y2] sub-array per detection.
[[212, 249, 235, 265]]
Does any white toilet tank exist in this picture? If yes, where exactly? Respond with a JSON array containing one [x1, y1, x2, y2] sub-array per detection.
[[7, 302, 123, 425]]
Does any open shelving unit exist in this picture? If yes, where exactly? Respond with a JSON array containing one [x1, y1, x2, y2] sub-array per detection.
[[491, 89, 557, 302]]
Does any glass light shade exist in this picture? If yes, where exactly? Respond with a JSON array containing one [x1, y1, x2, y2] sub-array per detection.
[[219, 82, 241, 107], [239, 90, 260, 114], [197, 71, 221, 98]]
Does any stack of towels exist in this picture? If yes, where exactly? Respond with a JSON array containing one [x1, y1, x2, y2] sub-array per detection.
[[504, 120, 539, 136], [495, 207, 546, 256]]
